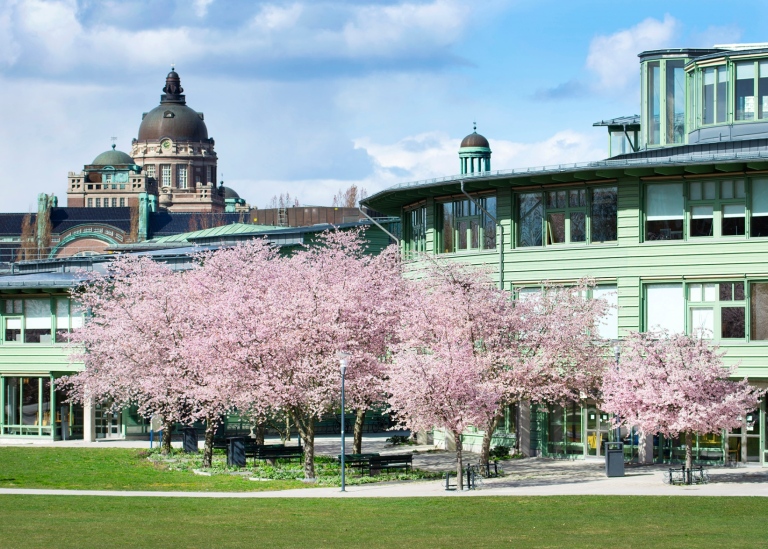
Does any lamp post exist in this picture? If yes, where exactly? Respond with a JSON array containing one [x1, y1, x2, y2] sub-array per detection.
[[338, 352, 350, 492], [613, 344, 621, 444]]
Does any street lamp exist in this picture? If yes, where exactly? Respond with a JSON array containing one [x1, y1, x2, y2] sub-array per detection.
[[613, 344, 621, 444], [338, 352, 350, 492]]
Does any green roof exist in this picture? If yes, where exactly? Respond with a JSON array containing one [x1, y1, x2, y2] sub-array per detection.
[[92, 147, 135, 166], [150, 223, 283, 244]]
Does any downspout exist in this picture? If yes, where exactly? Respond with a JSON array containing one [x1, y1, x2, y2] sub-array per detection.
[[357, 206, 400, 244], [460, 180, 504, 290]]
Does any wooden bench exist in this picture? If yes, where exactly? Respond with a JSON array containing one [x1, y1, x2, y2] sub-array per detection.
[[253, 444, 304, 464], [337, 453, 379, 474], [368, 454, 412, 475]]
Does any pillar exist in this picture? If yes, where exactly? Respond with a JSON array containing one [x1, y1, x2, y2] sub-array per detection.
[[83, 398, 96, 442], [638, 433, 654, 464], [519, 402, 531, 457]]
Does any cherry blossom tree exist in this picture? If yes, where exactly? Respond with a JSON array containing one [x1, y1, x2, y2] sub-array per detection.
[[59, 255, 242, 465], [203, 230, 402, 479], [387, 258, 505, 488], [601, 331, 763, 475]]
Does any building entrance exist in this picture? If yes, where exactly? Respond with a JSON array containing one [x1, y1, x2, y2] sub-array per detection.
[[95, 403, 121, 439], [586, 406, 611, 457]]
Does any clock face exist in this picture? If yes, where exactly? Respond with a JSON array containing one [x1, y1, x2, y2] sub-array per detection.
[[161, 139, 171, 150]]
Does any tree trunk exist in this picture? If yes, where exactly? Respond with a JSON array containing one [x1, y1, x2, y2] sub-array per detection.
[[161, 419, 173, 455], [202, 417, 216, 468], [353, 408, 366, 455], [254, 421, 265, 446], [293, 413, 316, 480], [685, 431, 693, 485], [454, 430, 464, 490], [285, 415, 292, 442], [480, 411, 503, 464]]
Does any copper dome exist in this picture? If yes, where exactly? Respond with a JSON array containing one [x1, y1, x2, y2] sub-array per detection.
[[460, 131, 490, 149], [137, 69, 209, 142]]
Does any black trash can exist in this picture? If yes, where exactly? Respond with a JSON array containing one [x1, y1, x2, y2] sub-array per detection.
[[227, 437, 246, 468], [182, 427, 198, 453], [604, 441, 624, 477]]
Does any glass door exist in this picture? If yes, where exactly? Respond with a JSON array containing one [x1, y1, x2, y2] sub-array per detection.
[[95, 402, 121, 439], [586, 407, 611, 456]]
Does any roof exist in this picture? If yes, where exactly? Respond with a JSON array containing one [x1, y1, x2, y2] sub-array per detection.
[[150, 222, 282, 243], [593, 115, 640, 127], [0, 213, 31, 235], [92, 146, 134, 166], [460, 132, 490, 149], [0, 271, 92, 289], [149, 212, 245, 236], [362, 148, 768, 213], [50, 207, 132, 233]]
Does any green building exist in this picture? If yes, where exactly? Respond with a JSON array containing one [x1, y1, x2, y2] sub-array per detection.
[[363, 43, 768, 466]]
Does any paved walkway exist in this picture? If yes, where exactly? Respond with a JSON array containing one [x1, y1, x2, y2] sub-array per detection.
[[3, 433, 768, 498]]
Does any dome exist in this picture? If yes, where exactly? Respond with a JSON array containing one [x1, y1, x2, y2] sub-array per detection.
[[137, 69, 209, 142], [92, 145, 134, 166], [220, 186, 240, 199], [460, 131, 490, 149], [138, 104, 209, 141]]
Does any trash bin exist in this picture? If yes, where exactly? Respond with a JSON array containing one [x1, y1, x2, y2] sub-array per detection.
[[227, 437, 246, 467], [182, 427, 198, 453], [604, 441, 624, 477]]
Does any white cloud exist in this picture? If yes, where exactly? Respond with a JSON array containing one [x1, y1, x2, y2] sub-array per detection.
[[1, 0, 472, 76], [193, 0, 215, 18], [586, 15, 679, 93]]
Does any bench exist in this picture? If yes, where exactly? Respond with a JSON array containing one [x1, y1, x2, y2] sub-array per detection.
[[337, 453, 380, 474], [368, 454, 412, 475], [253, 444, 304, 464], [663, 465, 709, 485]]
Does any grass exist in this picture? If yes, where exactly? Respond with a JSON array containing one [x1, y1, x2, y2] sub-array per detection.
[[0, 447, 438, 491], [0, 495, 766, 548], [0, 447, 304, 492]]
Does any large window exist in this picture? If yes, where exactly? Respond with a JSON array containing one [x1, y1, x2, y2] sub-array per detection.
[[161, 165, 171, 187], [646, 280, 768, 341], [734, 61, 768, 121], [645, 179, 759, 241], [439, 195, 496, 253], [177, 165, 188, 189], [403, 203, 427, 254], [54, 297, 83, 343], [647, 61, 661, 145], [643, 58, 686, 146], [2, 298, 82, 345], [519, 187, 617, 247], [666, 60, 686, 144], [702, 66, 728, 125], [144, 164, 156, 180], [24, 299, 51, 343]]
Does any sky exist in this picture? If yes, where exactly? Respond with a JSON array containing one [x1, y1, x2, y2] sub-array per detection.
[[1, 0, 767, 212]]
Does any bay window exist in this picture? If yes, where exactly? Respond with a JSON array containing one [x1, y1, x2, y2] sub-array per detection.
[[439, 195, 496, 253]]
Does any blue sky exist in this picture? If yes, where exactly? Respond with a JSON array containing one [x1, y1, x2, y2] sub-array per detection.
[[1, 0, 766, 211]]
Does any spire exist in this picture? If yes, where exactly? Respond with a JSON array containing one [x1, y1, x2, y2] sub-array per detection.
[[473, 121, 477, 133]]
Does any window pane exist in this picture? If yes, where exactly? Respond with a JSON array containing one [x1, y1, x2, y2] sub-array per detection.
[[750, 283, 768, 340], [470, 219, 479, 249], [25, 299, 52, 343], [704, 283, 717, 301], [22, 378, 39, 426], [547, 213, 566, 244], [719, 283, 733, 301], [4, 378, 20, 425], [591, 187, 617, 242], [751, 179, 768, 237], [703, 181, 716, 200], [647, 61, 661, 144], [690, 182, 702, 200], [594, 285, 618, 340], [570, 212, 586, 242], [703, 68, 715, 125], [722, 204, 746, 235], [721, 180, 734, 199], [690, 205, 713, 237], [5, 318, 21, 342], [646, 184, 683, 240], [690, 284, 702, 302], [442, 203, 454, 253], [483, 196, 497, 250], [735, 179, 746, 199], [570, 189, 586, 208], [647, 284, 684, 333], [759, 61, 768, 119], [519, 193, 543, 247], [691, 307, 714, 338], [722, 307, 746, 338], [717, 67, 728, 124], [458, 220, 468, 250], [736, 62, 756, 121], [735, 282, 745, 300], [666, 60, 686, 143], [55, 297, 69, 343]]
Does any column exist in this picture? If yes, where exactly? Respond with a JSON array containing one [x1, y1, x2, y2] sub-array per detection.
[[83, 398, 96, 442], [638, 432, 654, 464], [519, 401, 531, 457]]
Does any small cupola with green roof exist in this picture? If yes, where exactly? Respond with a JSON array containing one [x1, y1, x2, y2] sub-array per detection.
[[459, 123, 491, 174]]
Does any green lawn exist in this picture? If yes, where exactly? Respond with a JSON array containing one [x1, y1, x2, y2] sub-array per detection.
[[0, 495, 765, 548], [0, 448, 304, 492]]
